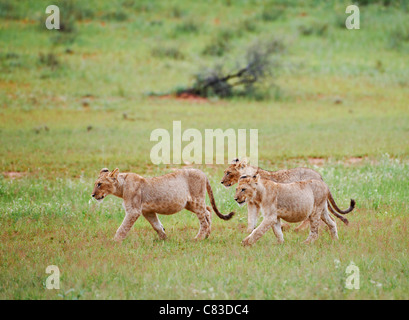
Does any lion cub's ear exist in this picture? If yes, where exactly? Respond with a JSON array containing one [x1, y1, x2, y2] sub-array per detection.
[[237, 158, 248, 169], [99, 168, 109, 176], [109, 168, 119, 179], [231, 158, 240, 164], [253, 174, 260, 184]]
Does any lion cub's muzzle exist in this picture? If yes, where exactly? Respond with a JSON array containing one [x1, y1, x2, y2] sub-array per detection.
[[92, 193, 105, 201], [234, 198, 246, 207], [221, 180, 232, 188]]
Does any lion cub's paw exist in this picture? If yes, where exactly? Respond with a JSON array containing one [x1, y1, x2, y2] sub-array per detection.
[[241, 237, 253, 247], [113, 234, 124, 243]]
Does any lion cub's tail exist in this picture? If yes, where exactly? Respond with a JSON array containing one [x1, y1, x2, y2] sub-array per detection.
[[327, 203, 349, 225], [328, 191, 356, 216], [206, 178, 235, 220]]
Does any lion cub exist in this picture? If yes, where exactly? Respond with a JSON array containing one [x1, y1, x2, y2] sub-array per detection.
[[92, 168, 234, 242], [222, 158, 353, 233], [235, 174, 345, 246]]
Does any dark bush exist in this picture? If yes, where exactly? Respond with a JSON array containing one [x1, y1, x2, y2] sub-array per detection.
[[179, 38, 285, 99]]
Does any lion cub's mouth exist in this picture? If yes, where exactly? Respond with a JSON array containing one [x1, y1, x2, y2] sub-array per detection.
[[95, 195, 105, 202], [236, 200, 246, 207]]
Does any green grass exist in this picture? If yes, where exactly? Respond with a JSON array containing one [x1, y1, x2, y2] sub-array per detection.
[[1, 0, 409, 300], [1, 157, 408, 299]]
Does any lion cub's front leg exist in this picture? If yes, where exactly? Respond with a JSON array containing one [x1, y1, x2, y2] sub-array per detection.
[[114, 205, 141, 242], [242, 214, 276, 246]]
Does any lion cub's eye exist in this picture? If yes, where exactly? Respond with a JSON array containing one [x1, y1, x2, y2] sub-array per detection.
[[97, 183, 101, 188], [241, 188, 246, 192], [226, 172, 230, 176]]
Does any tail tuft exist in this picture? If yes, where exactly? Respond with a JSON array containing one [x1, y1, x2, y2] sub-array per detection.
[[328, 191, 356, 215], [221, 211, 235, 220]]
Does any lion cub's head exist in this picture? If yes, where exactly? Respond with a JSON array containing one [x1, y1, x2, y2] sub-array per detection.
[[221, 158, 249, 188], [234, 173, 259, 207], [91, 168, 119, 202]]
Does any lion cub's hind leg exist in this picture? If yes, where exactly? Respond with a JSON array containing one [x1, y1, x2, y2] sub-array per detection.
[[303, 210, 320, 244], [271, 219, 284, 244], [186, 201, 211, 240], [143, 212, 167, 240], [320, 206, 338, 240], [205, 206, 212, 228]]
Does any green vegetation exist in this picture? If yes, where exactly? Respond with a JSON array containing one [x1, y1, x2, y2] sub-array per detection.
[[0, 0, 408, 299]]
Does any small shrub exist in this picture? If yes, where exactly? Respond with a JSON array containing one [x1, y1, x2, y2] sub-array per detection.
[[358, 0, 392, 6], [202, 38, 229, 56], [151, 46, 185, 60], [180, 38, 285, 99], [38, 52, 59, 69], [57, 17, 76, 33], [0, 52, 22, 72], [56, 0, 94, 21], [239, 18, 258, 33], [174, 20, 200, 34], [49, 32, 77, 45], [0, 0, 21, 19], [38, 1, 76, 33], [387, 21, 409, 50], [297, 19, 329, 37], [122, 1, 153, 12], [41, 0, 96, 45], [260, 5, 286, 22], [101, 10, 128, 22], [202, 29, 234, 56], [169, 6, 185, 19], [333, 13, 347, 29]]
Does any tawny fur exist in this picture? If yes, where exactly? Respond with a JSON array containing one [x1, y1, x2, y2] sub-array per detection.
[[92, 168, 234, 242], [221, 158, 353, 232], [235, 175, 343, 246]]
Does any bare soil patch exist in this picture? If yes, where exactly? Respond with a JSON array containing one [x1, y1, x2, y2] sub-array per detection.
[[2, 172, 27, 179]]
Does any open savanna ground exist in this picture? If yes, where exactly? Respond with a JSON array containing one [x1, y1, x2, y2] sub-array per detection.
[[1, 157, 409, 299], [1, 0, 409, 299]]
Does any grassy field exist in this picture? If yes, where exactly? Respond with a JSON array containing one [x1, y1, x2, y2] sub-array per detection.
[[1, 0, 409, 299]]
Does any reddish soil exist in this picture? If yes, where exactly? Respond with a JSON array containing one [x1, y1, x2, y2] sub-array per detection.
[[155, 93, 209, 103], [308, 157, 366, 166], [3, 172, 26, 179]]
